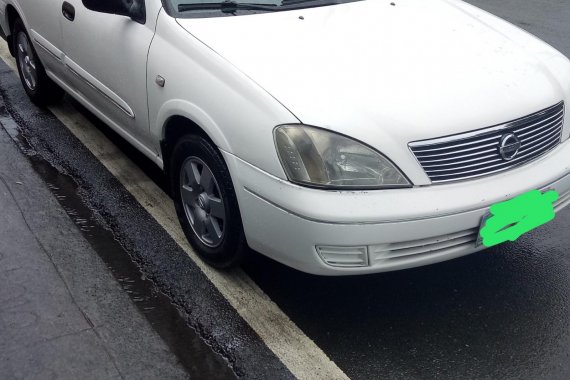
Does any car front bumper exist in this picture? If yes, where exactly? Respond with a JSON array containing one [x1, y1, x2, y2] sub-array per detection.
[[222, 139, 570, 276]]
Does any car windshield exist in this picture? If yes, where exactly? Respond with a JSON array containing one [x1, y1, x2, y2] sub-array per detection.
[[167, 0, 362, 17]]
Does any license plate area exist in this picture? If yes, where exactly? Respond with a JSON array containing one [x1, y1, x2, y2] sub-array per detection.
[[475, 188, 558, 248]]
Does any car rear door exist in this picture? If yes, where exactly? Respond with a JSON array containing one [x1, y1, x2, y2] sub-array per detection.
[[58, 0, 161, 151]]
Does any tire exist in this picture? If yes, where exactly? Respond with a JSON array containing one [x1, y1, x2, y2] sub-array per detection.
[[12, 18, 64, 106], [170, 134, 247, 268]]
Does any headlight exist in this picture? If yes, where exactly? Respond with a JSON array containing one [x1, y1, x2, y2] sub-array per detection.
[[274, 125, 410, 189]]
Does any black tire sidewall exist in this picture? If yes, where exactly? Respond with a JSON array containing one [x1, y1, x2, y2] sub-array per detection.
[[170, 135, 246, 268]]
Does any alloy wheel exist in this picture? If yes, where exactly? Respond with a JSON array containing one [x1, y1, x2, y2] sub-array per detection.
[[16, 32, 38, 91], [179, 157, 226, 247]]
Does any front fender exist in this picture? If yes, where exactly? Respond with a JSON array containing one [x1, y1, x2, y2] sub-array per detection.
[[156, 99, 231, 153], [147, 12, 299, 178]]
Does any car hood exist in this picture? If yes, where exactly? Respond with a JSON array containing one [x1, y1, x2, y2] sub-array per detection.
[[176, 0, 569, 176]]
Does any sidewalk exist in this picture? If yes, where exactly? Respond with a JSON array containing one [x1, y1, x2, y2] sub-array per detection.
[[0, 125, 188, 378]]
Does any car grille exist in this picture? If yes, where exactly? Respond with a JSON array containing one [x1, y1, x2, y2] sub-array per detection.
[[409, 101, 565, 183]]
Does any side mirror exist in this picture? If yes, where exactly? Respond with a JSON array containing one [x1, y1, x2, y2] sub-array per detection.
[[82, 0, 146, 24]]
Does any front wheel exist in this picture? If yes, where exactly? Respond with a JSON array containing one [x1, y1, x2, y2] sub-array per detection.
[[170, 135, 247, 268], [12, 18, 64, 106]]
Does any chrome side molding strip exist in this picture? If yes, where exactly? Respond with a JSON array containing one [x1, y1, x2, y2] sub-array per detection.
[[66, 65, 135, 119], [33, 39, 62, 62]]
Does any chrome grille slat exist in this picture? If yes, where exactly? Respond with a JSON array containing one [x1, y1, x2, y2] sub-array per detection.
[[519, 125, 562, 145], [425, 131, 562, 175], [510, 109, 563, 134], [410, 102, 565, 183], [414, 140, 500, 158], [518, 132, 561, 155], [428, 138, 560, 180], [414, 113, 562, 158], [409, 103, 563, 148], [413, 109, 563, 154], [510, 108, 563, 132], [517, 114, 564, 137], [427, 135, 560, 177], [426, 157, 504, 174], [419, 148, 497, 163], [521, 130, 562, 150], [412, 134, 501, 153], [430, 148, 560, 183], [421, 153, 497, 168]]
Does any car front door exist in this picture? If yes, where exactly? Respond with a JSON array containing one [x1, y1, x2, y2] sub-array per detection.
[[58, 0, 161, 152]]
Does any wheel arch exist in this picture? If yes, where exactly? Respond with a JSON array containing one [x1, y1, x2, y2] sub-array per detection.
[[159, 108, 231, 178]]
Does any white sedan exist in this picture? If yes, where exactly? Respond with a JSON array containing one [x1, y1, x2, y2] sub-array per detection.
[[1, 0, 569, 275]]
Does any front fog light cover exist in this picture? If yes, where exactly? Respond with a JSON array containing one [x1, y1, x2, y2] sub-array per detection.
[[275, 125, 410, 189], [317, 246, 369, 267]]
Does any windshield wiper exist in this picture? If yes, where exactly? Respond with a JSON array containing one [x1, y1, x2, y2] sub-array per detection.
[[178, 1, 278, 13]]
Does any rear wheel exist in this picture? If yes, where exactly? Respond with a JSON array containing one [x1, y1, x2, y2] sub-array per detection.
[[171, 134, 247, 268], [13, 18, 64, 106]]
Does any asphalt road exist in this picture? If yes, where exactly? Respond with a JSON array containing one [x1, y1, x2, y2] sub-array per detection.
[[1, 1, 569, 379]]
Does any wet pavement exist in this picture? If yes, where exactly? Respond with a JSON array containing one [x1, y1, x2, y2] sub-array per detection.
[[0, 52, 291, 379], [0, 119, 192, 378], [1, 0, 569, 379], [1, 118, 236, 379]]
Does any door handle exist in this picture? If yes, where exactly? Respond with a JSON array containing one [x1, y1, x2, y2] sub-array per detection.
[[62, 2, 75, 21]]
